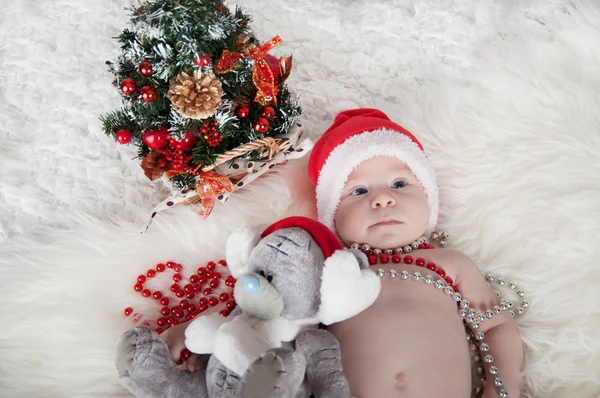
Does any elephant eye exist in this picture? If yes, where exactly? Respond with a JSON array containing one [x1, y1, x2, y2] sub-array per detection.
[[259, 270, 266, 277], [266, 275, 273, 283]]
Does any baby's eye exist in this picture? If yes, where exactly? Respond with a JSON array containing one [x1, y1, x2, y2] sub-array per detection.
[[351, 187, 368, 196], [392, 180, 407, 189]]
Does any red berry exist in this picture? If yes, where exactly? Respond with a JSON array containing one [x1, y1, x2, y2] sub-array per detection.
[[207, 262, 216, 270], [156, 263, 166, 272], [120, 78, 137, 95], [206, 269, 214, 278], [199, 298, 208, 306], [140, 85, 157, 103], [218, 260, 227, 267], [226, 300, 236, 310], [194, 53, 211, 67], [203, 288, 212, 296], [173, 273, 182, 282], [134, 283, 143, 292], [142, 289, 151, 297], [198, 267, 206, 275], [368, 256, 377, 265], [213, 272, 222, 279], [186, 292, 195, 299], [155, 327, 164, 334], [115, 129, 132, 144], [445, 276, 453, 285], [253, 117, 269, 133], [124, 307, 133, 316], [176, 290, 185, 298], [153, 291, 162, 300], [416, 258, 425, 266], [161, 307, 170, 316], [167, 261, 176, 268], [210, 279, 219, 288], [380, 254, 389, 264], [261, 106, 275, 120], [160, 297, 169, 306], [147, 269, 156, 278], [392, 254, 401, 263], [427, 262, 437, 271], [220, 309, 229, 317], [235, 105, 250, 119], [437, 269, 446, 278], [209, 298, 219, 307], [404, 255, 413, 264], [190, 275, 199, 284], [138, 275, 147, 283], [139, 61, 153, 77], [157, 318, 167, 326], [220, 293, 229, 302]]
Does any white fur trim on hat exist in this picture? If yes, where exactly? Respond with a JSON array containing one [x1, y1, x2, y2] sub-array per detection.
[[317, 250, 381, 325], [225, 226, 262, 278], [315, 128, 439, 235]]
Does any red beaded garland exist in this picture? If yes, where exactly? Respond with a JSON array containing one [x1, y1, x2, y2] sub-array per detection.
[[355, 243, 457, 292], [125, 259, 237, 340]]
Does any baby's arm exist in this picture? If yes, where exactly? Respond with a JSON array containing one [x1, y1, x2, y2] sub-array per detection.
[[450, 250, 524, 398]]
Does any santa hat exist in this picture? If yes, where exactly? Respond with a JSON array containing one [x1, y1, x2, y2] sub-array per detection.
[[308, 108, 439, 235], [225, 216, 381, 325]]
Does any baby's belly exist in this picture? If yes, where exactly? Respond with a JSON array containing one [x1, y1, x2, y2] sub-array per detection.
[[328, 265, 471, 398]]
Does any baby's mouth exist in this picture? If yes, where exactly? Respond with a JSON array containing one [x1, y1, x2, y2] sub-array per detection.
[[372, 218, 402, 227]]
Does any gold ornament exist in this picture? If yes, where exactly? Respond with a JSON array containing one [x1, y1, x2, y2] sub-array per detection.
[[168, 70, 223, 120]]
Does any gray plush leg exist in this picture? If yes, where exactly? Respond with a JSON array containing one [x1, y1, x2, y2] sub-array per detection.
[[206, 355, 242, 398], [116, 326, 208, 398], [295, 329, 352, 398], [238, 347, 307, 398]]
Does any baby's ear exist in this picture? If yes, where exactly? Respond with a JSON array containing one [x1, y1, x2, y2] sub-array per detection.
[[225, 225, 263, 278]]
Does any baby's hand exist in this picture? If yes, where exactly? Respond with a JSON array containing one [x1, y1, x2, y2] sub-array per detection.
[[160, 321, 198, 372]]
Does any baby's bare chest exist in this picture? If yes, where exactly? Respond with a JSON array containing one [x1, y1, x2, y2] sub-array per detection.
[[328, 250, 473, 397]]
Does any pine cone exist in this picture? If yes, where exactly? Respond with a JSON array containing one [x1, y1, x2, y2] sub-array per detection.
[[168, 71, 223, 120]]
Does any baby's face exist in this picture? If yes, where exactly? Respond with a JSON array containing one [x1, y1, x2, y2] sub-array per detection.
[[335, 156, 429, 249]]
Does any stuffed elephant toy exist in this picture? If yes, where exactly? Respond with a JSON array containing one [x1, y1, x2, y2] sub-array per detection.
[[115, 216, 381, 398]]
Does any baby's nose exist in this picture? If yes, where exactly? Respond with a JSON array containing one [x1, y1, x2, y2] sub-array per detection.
[[371, 193, 396, 208]]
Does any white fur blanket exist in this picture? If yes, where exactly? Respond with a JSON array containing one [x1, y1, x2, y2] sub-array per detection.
[[1, 0, 599, 396]]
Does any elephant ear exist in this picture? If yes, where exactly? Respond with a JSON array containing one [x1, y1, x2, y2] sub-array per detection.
[[225, 225, 263, 278], [316, 249, 381, 325]]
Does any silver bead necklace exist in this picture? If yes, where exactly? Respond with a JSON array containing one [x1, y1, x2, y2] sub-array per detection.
[[374, 268, 528, 398]]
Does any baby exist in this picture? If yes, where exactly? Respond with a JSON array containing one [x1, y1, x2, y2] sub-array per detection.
[[306, 108, 524, 398], [160, 108, 524, 398]]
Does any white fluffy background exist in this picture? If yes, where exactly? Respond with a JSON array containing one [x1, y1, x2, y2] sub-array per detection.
[[1, 0, 599, 396]]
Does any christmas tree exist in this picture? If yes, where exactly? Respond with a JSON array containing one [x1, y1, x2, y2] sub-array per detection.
[[101, 0, 304, 220]]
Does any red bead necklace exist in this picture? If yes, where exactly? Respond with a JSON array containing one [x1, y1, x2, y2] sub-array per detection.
[[353, 241, 458, 293], [123, 260, 237, 336]]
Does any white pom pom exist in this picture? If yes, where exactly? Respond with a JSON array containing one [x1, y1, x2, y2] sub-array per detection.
[[317, 250, 381, 325]]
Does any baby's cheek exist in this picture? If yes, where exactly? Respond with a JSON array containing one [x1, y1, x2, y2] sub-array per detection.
[[335, 210, 363, 244]]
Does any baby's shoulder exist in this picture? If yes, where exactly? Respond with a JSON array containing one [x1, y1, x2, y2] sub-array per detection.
[[425, 248, 478, 276]]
